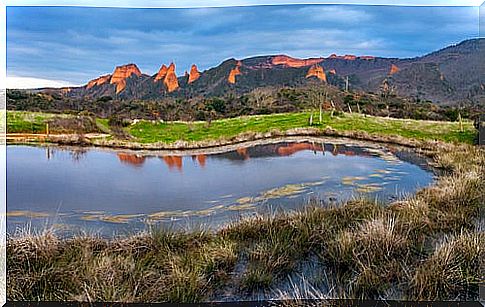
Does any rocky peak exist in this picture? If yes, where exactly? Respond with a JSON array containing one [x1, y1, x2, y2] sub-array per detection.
[[110, 64, 142, 93], [306, 64, 327, 82], [228, 61, 242, 84], [271, 55, 323, 68], [164, 62, 179, 92], [343, 55, 357, 60], [154, 64, 168, 81], [389, 64, 400, 75], [188, 64, 201, 84], [327, 54, 358, 60], [86, 74, 111, 89]]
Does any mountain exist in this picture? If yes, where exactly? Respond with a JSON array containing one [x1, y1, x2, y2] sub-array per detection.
[[44, 38, 484, 105]]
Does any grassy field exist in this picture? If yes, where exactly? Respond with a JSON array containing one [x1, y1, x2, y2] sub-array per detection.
[[6, 110, 476, 144], [6, 111, 71, 134], [129, 112, 476, 144]]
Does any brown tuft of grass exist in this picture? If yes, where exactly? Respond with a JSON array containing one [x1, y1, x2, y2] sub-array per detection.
[[409, 231, 484, 300]]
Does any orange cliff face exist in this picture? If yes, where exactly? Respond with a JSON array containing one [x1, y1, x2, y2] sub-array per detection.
[[228, 61, 242, 84], [389, 64, 400, 75], [164, 63, 179, 92], [154, 63, 179, 92], [110, 64, 142, 94], [343, 55, 357, 60], [271, 55, 323, 68], [188, 64, 201, 84], [86, 74, 111, 89], [154, 64, 168, 81], [327, 54, 359, 61], [306, 64, 327, 82]]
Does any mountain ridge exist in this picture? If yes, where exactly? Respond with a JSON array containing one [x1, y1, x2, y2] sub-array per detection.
[[32, 38, 485, 105]]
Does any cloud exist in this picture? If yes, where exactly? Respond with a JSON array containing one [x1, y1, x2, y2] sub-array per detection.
[[6, 76, 80, 89], [275, 5, 373, 24], [6, 5, 478, 85]]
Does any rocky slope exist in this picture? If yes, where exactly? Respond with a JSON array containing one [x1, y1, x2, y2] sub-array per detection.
[[46, 38, 483, 105]]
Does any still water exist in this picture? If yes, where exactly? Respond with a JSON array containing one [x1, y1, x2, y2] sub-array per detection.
[[7, 138, 434, 236]]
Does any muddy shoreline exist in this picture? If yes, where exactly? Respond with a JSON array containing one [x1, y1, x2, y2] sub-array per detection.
[[5, 126, 443, 153]]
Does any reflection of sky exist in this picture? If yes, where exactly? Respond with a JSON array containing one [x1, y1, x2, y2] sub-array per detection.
[[7, 145, 433, 219], [6, 5, 478, 87]]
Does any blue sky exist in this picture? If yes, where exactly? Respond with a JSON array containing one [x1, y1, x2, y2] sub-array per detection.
[[6, 4, 480, 88]]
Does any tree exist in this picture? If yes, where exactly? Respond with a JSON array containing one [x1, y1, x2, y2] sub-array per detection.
[[307, 84, 327, 125]]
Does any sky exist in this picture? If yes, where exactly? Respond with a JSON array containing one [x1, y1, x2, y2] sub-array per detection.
[[6, 4, 480, 88]]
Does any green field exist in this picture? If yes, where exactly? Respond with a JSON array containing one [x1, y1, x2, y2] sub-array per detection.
[[6, 110, 477, 144], [6, 111, 72, 134], [129, 111, 476, 144]]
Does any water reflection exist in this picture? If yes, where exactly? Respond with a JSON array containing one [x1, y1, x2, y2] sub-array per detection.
[[117, 153, 146, 167], [7, 140, 434, 236], [47, 142, 397, 171]]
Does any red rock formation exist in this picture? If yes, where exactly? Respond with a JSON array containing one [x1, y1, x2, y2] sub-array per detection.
[[228, 61, 242, 84], [343, 55, 357, 60], [306, 64, 327, 82], [86, 74, 111, 89], [188, 64, 201, 84], [117, 153, 146, 167], [328, 69, 337, 75], [154, 64, 168, 81], [327, 54, 359, 61], [271, 55, 323, 68], [110, 64, 142, 94], [389, 64, 400, 75], [164, 63, 179, 92]]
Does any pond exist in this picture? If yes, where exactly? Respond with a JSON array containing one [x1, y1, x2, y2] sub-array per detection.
[[7, 137, 435, 236]]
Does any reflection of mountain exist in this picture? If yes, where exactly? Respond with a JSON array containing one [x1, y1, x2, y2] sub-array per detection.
[[215, 142, 373, 161], [117, 153, 146, 167], [112, 142, 377, 171], [162, 154, 207, 171], [192, 154, 207, 167], [161, 156, 183, 171]]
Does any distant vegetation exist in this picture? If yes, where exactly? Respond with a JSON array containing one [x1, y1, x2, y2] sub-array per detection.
[[7, 84, 482, 125]]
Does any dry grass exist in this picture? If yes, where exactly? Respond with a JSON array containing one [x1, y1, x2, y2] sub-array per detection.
[[7, 142, 485, 302]]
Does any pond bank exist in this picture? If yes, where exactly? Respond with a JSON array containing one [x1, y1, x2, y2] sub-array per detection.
[[6, 126, 446, 154]]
